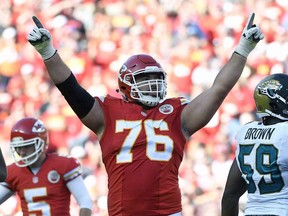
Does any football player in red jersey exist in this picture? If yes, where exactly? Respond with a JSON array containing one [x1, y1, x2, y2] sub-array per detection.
[[27, 13, 264, 216], [0, 117, 92, 216], [0, 147, 7, 182]]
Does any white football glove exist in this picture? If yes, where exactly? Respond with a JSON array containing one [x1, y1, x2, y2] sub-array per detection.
[[27, 16, 56, 61], [235, 13, 264, 58]]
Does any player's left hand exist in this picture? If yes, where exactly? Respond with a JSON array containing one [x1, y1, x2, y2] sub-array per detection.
[[235, 13, 264, 58], [27, 16, 56, 60]]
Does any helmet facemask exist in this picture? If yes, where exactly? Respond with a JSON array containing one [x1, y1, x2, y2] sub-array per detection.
[[10, 137, 45, 167], [120, 66, 167, 107]]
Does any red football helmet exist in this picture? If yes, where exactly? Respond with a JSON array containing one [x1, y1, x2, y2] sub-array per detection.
[[10, 117, 48, 167], [118, 54, 167, 107]]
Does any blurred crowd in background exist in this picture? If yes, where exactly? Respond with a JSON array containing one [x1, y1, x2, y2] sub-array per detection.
[[0, 0, 288, 215]]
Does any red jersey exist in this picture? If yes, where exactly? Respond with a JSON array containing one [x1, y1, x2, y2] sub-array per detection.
[[3, 154, 81, 216], [96, 95, 188, 216]]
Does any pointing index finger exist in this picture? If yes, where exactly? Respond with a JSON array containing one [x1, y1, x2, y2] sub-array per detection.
[[246, 13, 255, 30], [32, 16, 44, 28]]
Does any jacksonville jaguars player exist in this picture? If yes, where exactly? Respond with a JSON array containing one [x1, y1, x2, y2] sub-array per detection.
[[222, 74, 288, 216]]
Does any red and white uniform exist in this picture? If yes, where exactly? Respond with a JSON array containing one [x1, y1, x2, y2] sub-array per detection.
[[96, 95, 188, 216], [1, 154, 81, 216]]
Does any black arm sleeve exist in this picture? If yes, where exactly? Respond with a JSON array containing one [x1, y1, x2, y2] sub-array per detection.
[[55, 73, 95, 119]]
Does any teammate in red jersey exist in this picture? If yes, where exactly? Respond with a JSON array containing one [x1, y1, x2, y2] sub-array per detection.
[[27, 13, 264, 216], [0, 117, 92, 216], [0, 147, 7, 182]]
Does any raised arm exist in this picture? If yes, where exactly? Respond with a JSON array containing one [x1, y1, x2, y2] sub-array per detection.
[[27, 16, 105, 137], [181, 13, 264, 138]]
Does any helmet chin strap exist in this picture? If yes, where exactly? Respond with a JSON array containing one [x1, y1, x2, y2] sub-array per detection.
[[138, 94, 161, 107], [141, 100, 158, 107]]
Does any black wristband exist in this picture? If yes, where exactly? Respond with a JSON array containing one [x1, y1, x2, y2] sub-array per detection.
[[55, 73, 95, 119]]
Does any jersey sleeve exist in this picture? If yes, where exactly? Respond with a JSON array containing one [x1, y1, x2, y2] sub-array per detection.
[[61, 156, 82, 183]]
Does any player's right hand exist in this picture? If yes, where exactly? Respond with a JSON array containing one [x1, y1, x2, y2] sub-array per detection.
[[235, 13, 264, 58], [27, 16, 56, 60]]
